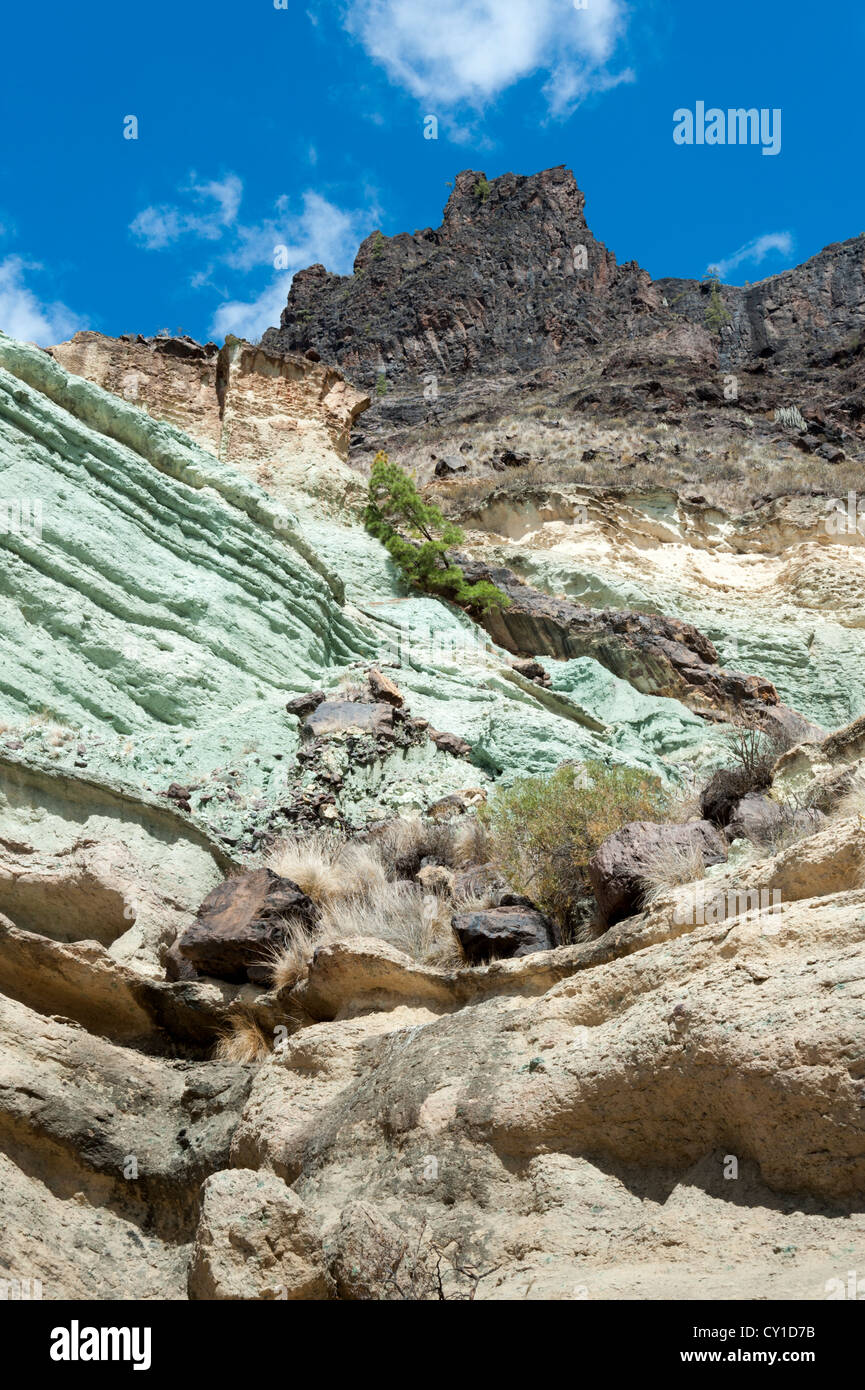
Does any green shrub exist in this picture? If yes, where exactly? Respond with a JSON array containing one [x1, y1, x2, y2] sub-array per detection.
[[363, 452, 509, 616], [481, 761, 668, 934], [703, 268, 731, 336]]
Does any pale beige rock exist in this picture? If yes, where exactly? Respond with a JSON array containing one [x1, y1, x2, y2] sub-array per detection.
[[49, 331, 368, 461], [231, 1006, 439, 1178], [0, 1150, 189, 1301], [48, 331, 369, 517], [187, 1169, 332, 1300], [223, 892, 865, 1297], [774, 719, 865, 802], [0, 754, 230, 977], [652, 815, 865, 929], [0, 994, 252, 1298], [0, 915, 275, 1053]]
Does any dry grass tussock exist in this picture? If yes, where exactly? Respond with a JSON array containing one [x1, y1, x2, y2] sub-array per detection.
[[639, 838, 708, 908], [369, 814, 491, 875], [263, 818, 494, 990], [213, 1012, 271, 1063], [267, 831, 387, 907]]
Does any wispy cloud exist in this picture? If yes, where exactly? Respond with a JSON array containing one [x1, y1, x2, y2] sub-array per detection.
[[709, 231, 794, 281], [0, 256, 83, 345], [130, 175, 379, 342], [343, 0, 631, 117], [130, 175, 243, 250]]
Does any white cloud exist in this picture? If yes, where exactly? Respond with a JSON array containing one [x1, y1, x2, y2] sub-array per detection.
[[214, 191, 378, 339], [210, 277, 295, 343], [344, 0, 630, 116], [131, 176, 379, 343], [0, 256, 83, 345], [130, 174, 243, 250], [709, 231, 794, 281]]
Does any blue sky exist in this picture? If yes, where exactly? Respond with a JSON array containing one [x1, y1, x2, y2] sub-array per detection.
[[0, 0, 862, 346]]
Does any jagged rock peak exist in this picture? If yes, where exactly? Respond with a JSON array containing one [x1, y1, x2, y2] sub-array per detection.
[[263, 163, 865, 402], [263, 164, 659, 392]]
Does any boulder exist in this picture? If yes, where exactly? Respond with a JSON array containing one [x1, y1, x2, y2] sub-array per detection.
[[511, 657, 551, 686], [367, 667, 404, 707], [329, 1200, 441, 1300], [816, 444, 845, 463], [303, 700, 395, 740], [178, 869, 317, 983], [726, 792, 785, 844], [699, 765, 756, 827], [286, 690, 326, 719], [188, 1169, 332, 1300], [589, 819, 727, 926], [161, 782, 192, 813], [429, 729, 471, 758], [491, 448, 531, 470], [452, 905, 561, 963], [433, 456, 468, 477]]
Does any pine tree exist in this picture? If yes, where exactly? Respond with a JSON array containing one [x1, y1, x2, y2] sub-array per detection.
[[363, 453, 509, 616], [703, 268, 731, 336]]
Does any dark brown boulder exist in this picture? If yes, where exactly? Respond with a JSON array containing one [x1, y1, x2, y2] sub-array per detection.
[[429, 729, 471, 758], [512, 658, 551, 686], [162, 782, 192, 813], [589, 820, 727, 927], [286, 690, 326, 719], [699, 766, 757, 827], [725, 792, 785, 845], [452, 905, 561, 963], [178, 869, 317, 983], [434, 456, 468, 477]]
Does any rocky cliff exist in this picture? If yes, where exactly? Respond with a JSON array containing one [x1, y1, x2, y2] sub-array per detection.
[[263, 165, 865, 457], [2, 167, 865, 1303]]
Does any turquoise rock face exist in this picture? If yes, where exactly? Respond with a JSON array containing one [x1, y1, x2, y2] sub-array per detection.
[[0, 333, 734, 845]]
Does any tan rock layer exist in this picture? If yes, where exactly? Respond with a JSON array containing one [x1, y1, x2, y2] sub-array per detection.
[[48, 331, 369, 463]]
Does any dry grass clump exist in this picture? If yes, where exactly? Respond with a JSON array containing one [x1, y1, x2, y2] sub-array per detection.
[[835, 770, 865, 823], [369, 814, 491, 876], [325, 881, 464, 969], [262, 816, 496, 991], [213, 1012, 272, 1062], [264, 880, 466, 986], [267, 832, 387, 907], [262, 918, 317, 992], [639, 839, 707, 908]]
